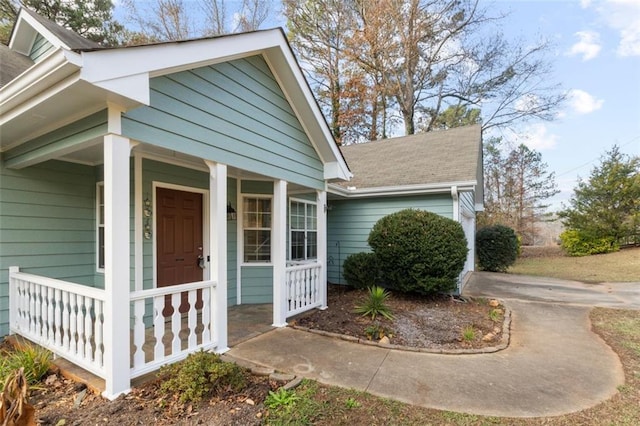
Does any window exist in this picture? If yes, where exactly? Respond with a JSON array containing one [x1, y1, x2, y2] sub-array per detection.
[[289, 200, 317, 261], [243, 196, 271, 263], [97, 182, 105, 271]]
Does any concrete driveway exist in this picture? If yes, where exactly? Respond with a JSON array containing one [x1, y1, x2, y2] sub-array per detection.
[[464, 272, 640, 310]]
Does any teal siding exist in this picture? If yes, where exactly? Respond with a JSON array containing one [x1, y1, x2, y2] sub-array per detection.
[[122, 56, 325, 190], [240, 266, 273, 304], [227, 177, 238, 306], [29, 33, 54, 62], [3, 111, 108, 169], [326, 195, 453, 284], [459, 191, 475, 217], [0, 160, 98, 337]]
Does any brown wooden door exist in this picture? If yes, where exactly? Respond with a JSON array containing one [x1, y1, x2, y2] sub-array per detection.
[[156, 187, 204, 315]]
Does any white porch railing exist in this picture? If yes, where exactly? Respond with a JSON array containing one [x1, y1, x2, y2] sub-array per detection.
[[9, 267, 107, 378], [9, 267, 218, 386], [285, 262, 322, 317], [129, 280, 217, 379]]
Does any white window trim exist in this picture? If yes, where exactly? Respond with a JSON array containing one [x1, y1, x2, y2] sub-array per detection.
[[241, 193, 273, 266], [288, 197, 318, 262], [96, 181, 105, 273]]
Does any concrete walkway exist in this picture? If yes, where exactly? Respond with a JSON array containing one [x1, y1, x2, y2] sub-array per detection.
[[228, 273, 633, 417], [465, 272, 640, 310]]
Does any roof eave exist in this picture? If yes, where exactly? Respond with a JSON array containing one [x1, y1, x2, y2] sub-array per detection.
[[0, 49, 81, 123], [328, 180, 478, 198]]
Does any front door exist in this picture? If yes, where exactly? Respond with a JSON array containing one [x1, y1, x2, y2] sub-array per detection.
[[157, 187, 204, 315]]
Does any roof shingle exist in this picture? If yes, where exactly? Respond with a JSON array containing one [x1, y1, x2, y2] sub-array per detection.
[[338, 125, 482, 189]]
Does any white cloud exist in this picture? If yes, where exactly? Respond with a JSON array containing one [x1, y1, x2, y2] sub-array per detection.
[[586, 0, 640, 57], [580, 0, 593, 7], [567, 30, 602, 60], [515, 94, 540, 112], [505, 124, 559, 151], [568, 89, 604, 114]]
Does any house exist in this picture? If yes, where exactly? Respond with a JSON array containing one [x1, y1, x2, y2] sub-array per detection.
[[327, 125, 484, 293], [0, 8, 351, 399]]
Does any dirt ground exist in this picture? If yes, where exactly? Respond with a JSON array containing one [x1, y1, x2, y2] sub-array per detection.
[[12, 285, 505, 425], [294, 285, 505, 350]]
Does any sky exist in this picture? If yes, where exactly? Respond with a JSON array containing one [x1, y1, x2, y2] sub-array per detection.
[[115, 0, 640, 211], [488, 0, 640, 210]]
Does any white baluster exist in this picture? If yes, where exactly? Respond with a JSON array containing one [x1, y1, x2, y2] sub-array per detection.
[[28, 281, 36, 334], [47, 287, 54, 343], [95, 301, 104, 367], [187, 290, 197, 349], [84, 297, 94, 361], [68, 292, 76, 353], [54, 289, 62, 347], [201, 287, 211, 344], [34, 284, 42, 337], [171, 293, 181, 354], [132, 299, 146, 368], [153, 296, 164, 362]]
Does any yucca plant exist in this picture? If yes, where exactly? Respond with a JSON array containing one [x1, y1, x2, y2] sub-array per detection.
[[354, 286, 394, 320]]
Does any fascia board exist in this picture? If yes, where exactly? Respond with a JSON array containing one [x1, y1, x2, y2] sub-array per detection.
[[11, 9, 72, 52], [328, 181, 477, 198], [79, 31, 284, 84], [0, 49, 81, 121]]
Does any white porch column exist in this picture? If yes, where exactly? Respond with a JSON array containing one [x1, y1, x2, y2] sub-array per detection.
[[317, 189, 328, 309], [272, 180, 288, 327], [206, 161, 228, 352], [102, 134, 131, 399]]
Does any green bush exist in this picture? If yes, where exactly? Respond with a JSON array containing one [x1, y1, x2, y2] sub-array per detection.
[[342, 252, 379, 289], [559, 229, 619, 256], [367, 209, 468, 294], [158, 350, 247, 403], [476, 225, 519, 272]]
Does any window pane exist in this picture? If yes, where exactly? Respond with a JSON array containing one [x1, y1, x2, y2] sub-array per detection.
[[98, 227, 105, 269], [307, 231, 317, 259], [291, 231, 305, 260], [307, 204, 317, 230]]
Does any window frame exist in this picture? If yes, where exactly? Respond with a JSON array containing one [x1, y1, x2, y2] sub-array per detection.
[[242, 194, 273, 264], [96, 182, 105, 272], [288, 198, 318, 262]]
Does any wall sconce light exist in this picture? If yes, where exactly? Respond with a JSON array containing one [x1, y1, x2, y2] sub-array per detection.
[[227, 202, 237, 221], [143, 197, 152, 239]]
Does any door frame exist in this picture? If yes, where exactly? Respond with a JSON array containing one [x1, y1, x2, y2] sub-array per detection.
[[152, 181, 210, 289]]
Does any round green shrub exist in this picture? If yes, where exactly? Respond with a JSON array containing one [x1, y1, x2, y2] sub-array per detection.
[[367, 209, 468, 294], [475, 225, 519, 272], [342, 252, 380, 289], [559, 229, 619, 256]]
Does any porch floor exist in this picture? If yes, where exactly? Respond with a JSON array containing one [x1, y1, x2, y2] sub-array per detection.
[[50, 304, 274, 394]]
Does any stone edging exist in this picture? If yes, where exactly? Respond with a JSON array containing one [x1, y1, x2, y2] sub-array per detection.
[[290, 304, 512, 355]]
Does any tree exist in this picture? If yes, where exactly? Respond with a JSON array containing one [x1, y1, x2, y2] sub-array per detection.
[[430, 105, 481, 130], [480, 137, 559, 245], [1, 0, 125, 45], [283, 0, 565, 143], [559, 146, 640, 245], [123, 0, 271, 42]]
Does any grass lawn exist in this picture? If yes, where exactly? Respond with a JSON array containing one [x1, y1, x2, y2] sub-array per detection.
[[508, 246, 640, 283]]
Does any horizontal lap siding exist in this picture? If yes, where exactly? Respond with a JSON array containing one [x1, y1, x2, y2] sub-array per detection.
[[3, 111, 107, 168], [122, 56, 325, 190], [29, 33, 54, 62], [240, 266, 273, 304], [0, 160, 97, 337], [326, 195, 453, 284]]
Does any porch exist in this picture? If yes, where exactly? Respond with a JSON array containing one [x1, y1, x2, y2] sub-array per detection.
[[8, 262, 322, 395]]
